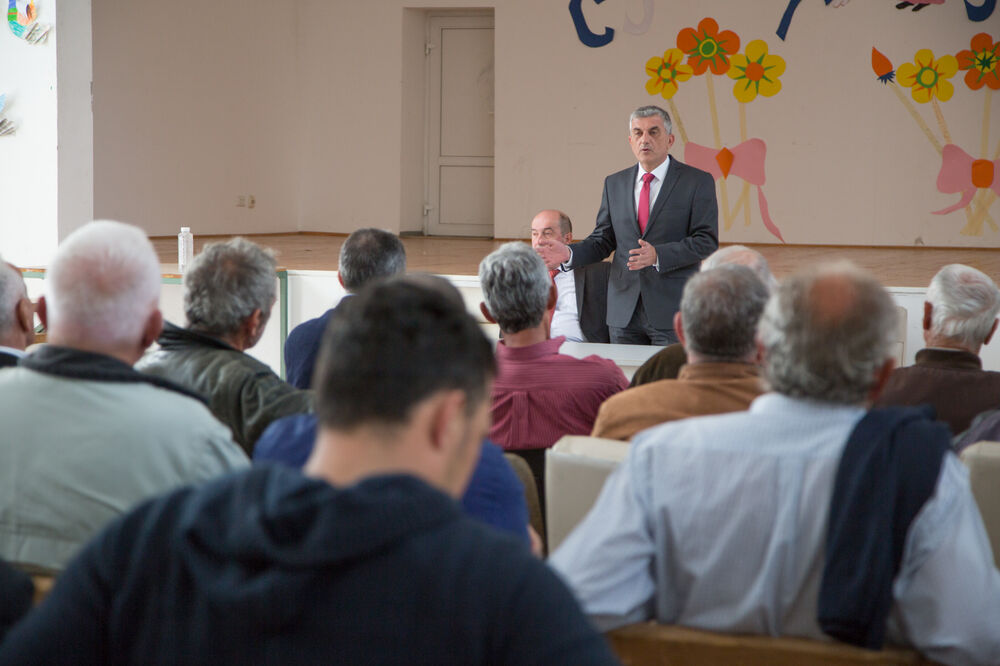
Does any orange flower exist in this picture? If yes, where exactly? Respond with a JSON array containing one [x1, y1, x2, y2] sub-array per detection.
[[956, 33, 1000, 91], [676, 18, 740, 76]]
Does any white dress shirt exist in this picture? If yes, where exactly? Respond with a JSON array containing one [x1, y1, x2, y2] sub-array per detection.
[[633, 156, 670, 219], [550, 270, 584, 342], [550, 393, 1000, 666]]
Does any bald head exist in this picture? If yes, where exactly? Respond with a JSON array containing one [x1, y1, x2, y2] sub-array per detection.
[[702, 245, 777, 290], [0, 260, 33, 350], [530, 210, 572, 249], [757, 261, 897, 405], [42, 221, 162, 362]]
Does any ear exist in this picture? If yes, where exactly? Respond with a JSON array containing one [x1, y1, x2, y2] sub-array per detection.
[[479, 302, 497, 324], [337, 273, 345, 289], [868, 357, 897, 403], [16, 297, 35, 345], [247, 308, 264, 337], [546, 283, 558, 310], [428, 390, 464, 454], [673, 311, 685, 347], [922, 301, 932, 332], [984, 318, 999, 346], [140, 308, 164, 350], [564, 232, 573, 244], [36, 295, 49, 331]]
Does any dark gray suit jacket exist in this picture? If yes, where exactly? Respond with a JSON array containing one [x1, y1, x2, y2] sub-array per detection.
[[570, 158, 718, 329], [573, 261, 611, 344]]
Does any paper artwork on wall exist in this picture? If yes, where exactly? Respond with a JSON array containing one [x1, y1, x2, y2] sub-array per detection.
[[871, 36, 999, 236], [8, 0, 51, 44], [0, 94, 14, 137], [645, 17, 786, 242], [778, 0, 994, 41]]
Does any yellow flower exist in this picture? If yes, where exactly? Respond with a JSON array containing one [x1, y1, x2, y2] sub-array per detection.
[[896, 49, 959, 103], [727, 40, 785, 103], [645, 48, 694, 100]]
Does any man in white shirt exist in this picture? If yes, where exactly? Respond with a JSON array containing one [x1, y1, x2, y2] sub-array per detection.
[[551, 261, 1000, 666], [0, 260, 34, 368], [530, 210, 609, 343]]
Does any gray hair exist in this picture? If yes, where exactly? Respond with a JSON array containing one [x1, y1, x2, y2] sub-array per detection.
[[681, 264, 769, 361], [702, 245, 778, 290], [479, 242, 550, 334], [555, 212, 572, 236], [629, 105, 672, 135], [45, 221, 161, 347], [0, 259, 27, 337], [338, 228, 407, 292], [757, 261, 898, 405], [184, 237, 277, 337], [926, 264, 1000, 349]]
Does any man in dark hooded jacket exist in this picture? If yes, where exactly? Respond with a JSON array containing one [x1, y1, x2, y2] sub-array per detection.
[[0, 276, 618, 666]]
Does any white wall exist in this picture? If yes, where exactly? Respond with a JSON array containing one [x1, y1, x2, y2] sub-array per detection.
[[91, 0, 301, 237]]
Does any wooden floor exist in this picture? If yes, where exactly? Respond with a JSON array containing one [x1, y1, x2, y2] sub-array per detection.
[[150, 233, 1000, 288]]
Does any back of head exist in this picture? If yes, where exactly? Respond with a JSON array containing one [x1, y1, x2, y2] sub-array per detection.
[[338, 228, 406, 292], [479, 242, 549, 334], [0, 260, 27, 338], [702, 244, 778, 290], [925, 264, 1000, 350], [680, 264, 769, 361], [757, 261, 897, 405], [314, 275, 496, 429], [183, 238, 277, 338], [45, 221, 161, 348]]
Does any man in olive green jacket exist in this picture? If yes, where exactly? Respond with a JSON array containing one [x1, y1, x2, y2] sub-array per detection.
[[138, 238, 313, 455]]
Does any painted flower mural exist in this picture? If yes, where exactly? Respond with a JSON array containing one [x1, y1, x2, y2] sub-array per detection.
[[728, 40, 786, 103], [676, 17, 740, 76], [644, 48, 693, 99], [956, 33, 1000, 90], [896, 49, 959, 103]]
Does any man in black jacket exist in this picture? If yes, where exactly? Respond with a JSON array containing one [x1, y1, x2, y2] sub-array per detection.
[[1, 277, 618, 666]]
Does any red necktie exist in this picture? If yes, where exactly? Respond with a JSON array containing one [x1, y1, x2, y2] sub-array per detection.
[[638, 172, 655, 234], [549, 269, 559, 280]]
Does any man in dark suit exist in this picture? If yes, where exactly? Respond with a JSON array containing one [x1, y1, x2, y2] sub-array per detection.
[[530, 209, 610, 343], [0, 261, 35, 368], [536, 105, 718, 344]]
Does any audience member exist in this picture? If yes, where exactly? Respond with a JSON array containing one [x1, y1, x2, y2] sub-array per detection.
[[1, 279, 618, 665], [0, 221, 248, 572], [552, 262, 1000, 665], [480, 242, 627, 499], [591, 264, 768, 440], [258, 275, 533, 544], [955, 407, 1000, 452], [530, 210, 610, 343], [876, 263, 1000, 434], [138, 237, 313, 454], [284, 228, 406, 389], [0, 260, 34, 367], [630, 244, 776, 386]]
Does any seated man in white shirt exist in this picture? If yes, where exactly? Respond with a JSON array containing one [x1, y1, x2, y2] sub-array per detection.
[[550, 261, 1000, 666], [530, 210, 610, 343]]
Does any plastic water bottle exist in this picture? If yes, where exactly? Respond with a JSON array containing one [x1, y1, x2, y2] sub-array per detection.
[[178, 227, 194, 273]]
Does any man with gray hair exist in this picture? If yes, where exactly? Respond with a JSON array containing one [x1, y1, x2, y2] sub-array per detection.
[[590, 264, 768, 440], [535, 105, 718, 345], [480, 242, 627, 502], [0, 221, 248, 572], [552, 262, 1000, 665], [284, 228, 406, 389], [629, 244, 777, 386], [877, 263, 1000, 435], [0, 260, 34, 367], [139, 237, 313, 454]]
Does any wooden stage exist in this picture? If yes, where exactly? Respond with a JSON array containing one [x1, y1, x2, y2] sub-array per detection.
[[151, 233, 1000, 288]]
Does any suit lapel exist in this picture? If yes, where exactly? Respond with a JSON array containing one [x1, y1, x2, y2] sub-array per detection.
[[622, 165, 640, 228], [645, 158, 683, 237]]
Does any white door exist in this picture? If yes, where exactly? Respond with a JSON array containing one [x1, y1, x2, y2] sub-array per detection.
[[425, 13, 494, 237]]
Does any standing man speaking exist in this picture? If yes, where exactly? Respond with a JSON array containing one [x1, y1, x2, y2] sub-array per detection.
[[537, 105, 718, 345]]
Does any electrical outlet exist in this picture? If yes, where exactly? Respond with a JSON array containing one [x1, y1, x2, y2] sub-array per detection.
[[247, 195, 256, 209], [236, 195, 247, 207]]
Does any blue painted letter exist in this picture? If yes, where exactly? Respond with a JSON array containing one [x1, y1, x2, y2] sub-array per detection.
[[569, 0, 615, 48]]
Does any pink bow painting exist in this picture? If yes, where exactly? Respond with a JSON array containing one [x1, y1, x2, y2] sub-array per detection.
[[934, 144, 1000, 219], [685, 139, 785, 242]]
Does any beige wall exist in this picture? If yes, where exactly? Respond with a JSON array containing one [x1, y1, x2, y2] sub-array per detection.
[[92, 0, 1000, 247]]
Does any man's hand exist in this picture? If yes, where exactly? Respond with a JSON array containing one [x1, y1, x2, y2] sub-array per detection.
[[628, 239, 657, 270], [534, 238, 571, 270]]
